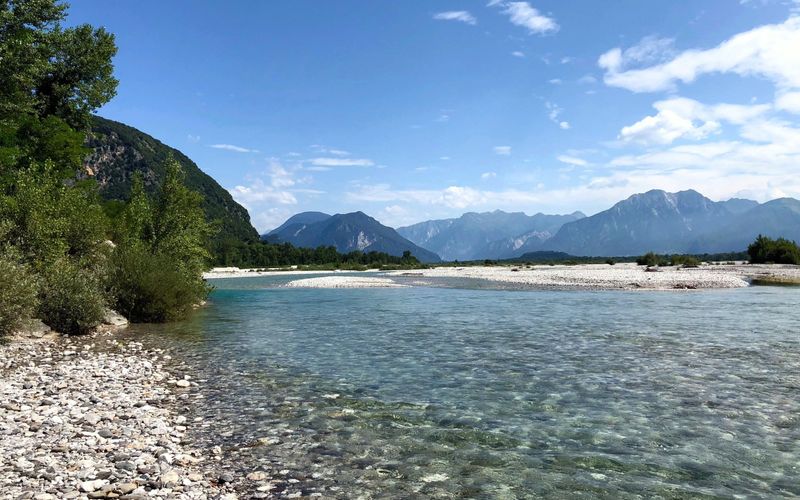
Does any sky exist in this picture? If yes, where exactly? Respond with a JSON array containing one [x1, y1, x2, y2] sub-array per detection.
[[68, 0, 800, 232]]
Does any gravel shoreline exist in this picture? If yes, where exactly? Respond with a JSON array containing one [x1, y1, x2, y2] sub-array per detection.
[[0, 332, 250, 500]]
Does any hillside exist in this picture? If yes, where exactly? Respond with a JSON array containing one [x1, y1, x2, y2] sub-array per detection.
[[268, 212, 441, 262], [84, 116, 259, 243]]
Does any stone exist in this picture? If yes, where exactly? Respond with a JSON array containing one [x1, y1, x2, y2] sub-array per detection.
[[174, 380, 190, 388], [116, 483, 138, 495], [247, 471, 268, 481], [102, 309, 129, 327], [115, 461, 136, 471], [160, 469, 180, 487], [218, 472, 235, 484], [80, 479, 108, 492]]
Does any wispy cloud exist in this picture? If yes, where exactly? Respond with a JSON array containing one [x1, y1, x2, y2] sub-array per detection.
[[545, 101, 570, 129], [511, 51, 526, 58], [309, 157, 374, 167], [557, 155, 588, 166], [433, 10, 477, 25], [493, 146, 512, 155], [210, 144, 259, 153], [481, 171, 497, 180], [491, 2, 558, 35]]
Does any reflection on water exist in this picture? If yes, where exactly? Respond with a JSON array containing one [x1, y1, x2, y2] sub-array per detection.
[[122, 275, 800, 498]]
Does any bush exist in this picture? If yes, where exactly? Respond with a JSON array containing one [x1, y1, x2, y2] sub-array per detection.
[[670, 255, 701, 268], [38, 258, 106, 335], [636, 252, 659, 267], [110, 244, 210, 323], [748, 235, 800, 264], [605, 259, 616, 266], [0, 251, 39, 336]]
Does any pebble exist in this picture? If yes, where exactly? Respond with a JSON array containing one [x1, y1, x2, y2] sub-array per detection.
[[0, 336, 235, 499]]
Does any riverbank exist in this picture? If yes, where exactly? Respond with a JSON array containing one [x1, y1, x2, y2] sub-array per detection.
[[0, 332, 244, 500]]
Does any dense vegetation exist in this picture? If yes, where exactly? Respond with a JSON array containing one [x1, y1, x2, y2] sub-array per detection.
[[747, 235, 800, 264], [0, 0, 211, 335], [635, 252, 700, 268], [214, 240, 423, 270]]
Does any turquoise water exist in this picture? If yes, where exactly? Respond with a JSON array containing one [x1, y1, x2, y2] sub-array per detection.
[[127, 275, 800, 498]]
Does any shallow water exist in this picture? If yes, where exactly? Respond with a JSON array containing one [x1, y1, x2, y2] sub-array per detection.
[[125, 275, 800, 498]]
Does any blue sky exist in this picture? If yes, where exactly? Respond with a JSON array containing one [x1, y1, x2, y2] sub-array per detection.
[[69, 0, 800, 231]]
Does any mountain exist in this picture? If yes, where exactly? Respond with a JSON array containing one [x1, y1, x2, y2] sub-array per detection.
[[397, 210, 585, 261], [83, 116, 259, 243], [267, 211, 441, 262], [479, 212, 587, 259], [690, 198, 800, 253], [542, 189, 769, 256], [264, 211, 331, 239]]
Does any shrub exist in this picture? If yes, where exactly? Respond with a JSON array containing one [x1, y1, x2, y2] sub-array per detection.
[[0, 251, 39, 336], [670, 255, 701, 268], [605, 259, 616, 266], [636, 252, 659, 267], [38, 258, 106, 335], [748, 235, 800, 264], [110, 244, 210, 323]]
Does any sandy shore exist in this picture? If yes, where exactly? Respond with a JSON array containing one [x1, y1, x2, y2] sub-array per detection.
[[284, 276, 406, 288], [388, 263, 753, 290], [0, 333, 262, 500]]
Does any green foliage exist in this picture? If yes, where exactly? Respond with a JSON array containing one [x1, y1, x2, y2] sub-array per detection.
[[605, 259, 616, 266], [110, 244, 209, 323], [0, 0, 118, 128], [0, 249, 39, 336], [110, 158, 213, 322], [37, 257, 106, 335], [670, 255, 700, 268], [747, 234, 800, 264], [212, 238, 424, 269], [0, 163, 109, 268], [636, 252, 660, 267]]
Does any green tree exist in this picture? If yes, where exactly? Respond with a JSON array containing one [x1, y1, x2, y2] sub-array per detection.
[[111, 158, 214, 322]]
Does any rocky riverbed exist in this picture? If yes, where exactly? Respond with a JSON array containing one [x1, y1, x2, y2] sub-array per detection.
[[0, 331, 280, 500]]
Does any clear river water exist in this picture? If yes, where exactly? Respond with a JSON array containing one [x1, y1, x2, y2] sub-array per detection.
[[122, 274, 800, 499]]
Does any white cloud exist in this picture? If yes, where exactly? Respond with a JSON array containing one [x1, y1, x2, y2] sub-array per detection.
[[557, 155, 588, 166], [210, 144, 259, 153], [230, 180, 297, 206], [578, 74, 597, 84], [491, 2, 558, 34], [549, 78, 562, 85], [559, 121, 570, 129], [561, 56, 573, 64], [187, 134, 200, 143], [433, 11, 477, 25], [776, 91, 800, 113], [493, 146, 511, 155], [511, 51, 526, 58], [309, 157, 374, 167], [619, 97, 770, 145], [440, 156, 451, 160], [599, 18, 800, 92], [481, 171, 497, 179], [327, 149, 350, 156]]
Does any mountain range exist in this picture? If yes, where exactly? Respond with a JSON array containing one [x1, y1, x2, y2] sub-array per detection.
[[397, 210, 586, 261], [270, 189, 800, 261], [539, 189, 800, 256], [264, 212, 441, 262]]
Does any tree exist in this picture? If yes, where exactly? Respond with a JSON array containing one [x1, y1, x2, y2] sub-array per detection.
[[748, 235, 800, 264], [0, 0, 118, 176], [110, 158, 215, 322]]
